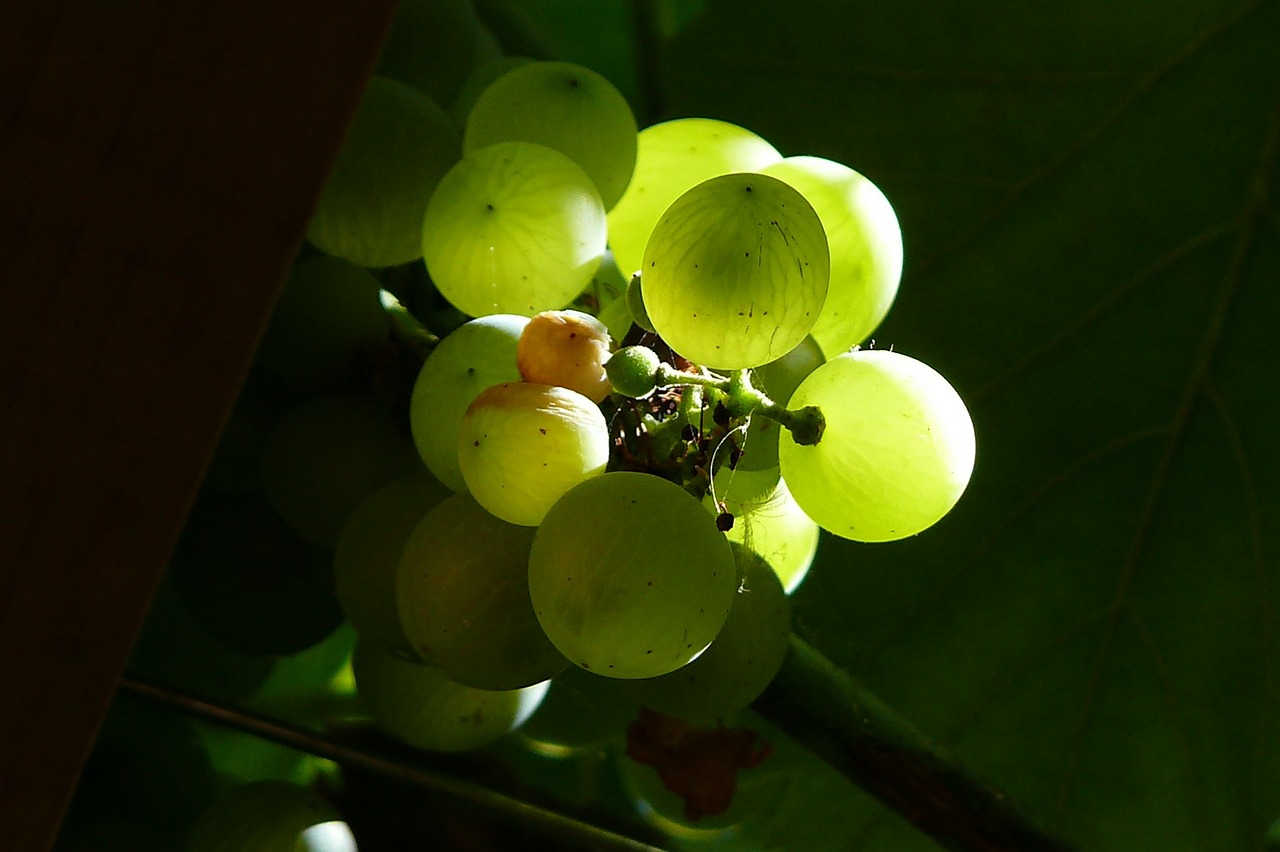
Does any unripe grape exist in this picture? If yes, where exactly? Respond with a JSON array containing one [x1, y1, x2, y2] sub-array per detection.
[[605, 345, 662, 399], [517, 310, 613, 403]]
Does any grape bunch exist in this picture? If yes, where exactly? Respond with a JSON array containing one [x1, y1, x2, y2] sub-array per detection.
[[290, 46, 977, 758], [170, 28, 975, 839]]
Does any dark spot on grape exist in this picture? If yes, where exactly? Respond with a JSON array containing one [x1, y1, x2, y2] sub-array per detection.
[[646, 649, 653, 654], [745, 186, 753, 192], [539, 428, 547, 434], [466, 367, 475, 376], [745, 251, 750, 257], [486, 204, 495, 211], [647, 580, 653, 586], [650, 261, 656, 267], [582, 662, 590, 669], [568, 77, 580, 88], [472, 440, 480, 447], [569, 332, 577, 338]]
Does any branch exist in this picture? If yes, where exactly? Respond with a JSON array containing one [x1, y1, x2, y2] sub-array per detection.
[[117, 675, 662, 852], [754, 637, 1077, 852]]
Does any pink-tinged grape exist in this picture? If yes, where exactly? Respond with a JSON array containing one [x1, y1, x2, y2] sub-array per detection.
[[421, 141, 607, 317], [622, 544, 791, 723], [706, 477, 818, 594], [186, 780, 354, 852], [761, 156, 903, 356], [528, 471, 737, 679], [778, 350, 976, 542], [396, 494, 568, 689], [408, 313, 528, 493], [642, 173, 830, 369], [352, 640, 548, 752], [333, 472, 452, 653], [607, 118, 783, 276], [306, 77, 460, 268], [463, 61, 638, 209], [516, 309, 613, 403], [457, 382, 609, 526], [261, 394, 422, 548]]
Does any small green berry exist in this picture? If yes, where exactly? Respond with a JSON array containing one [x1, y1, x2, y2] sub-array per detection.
[[605, 346, 662, 398]]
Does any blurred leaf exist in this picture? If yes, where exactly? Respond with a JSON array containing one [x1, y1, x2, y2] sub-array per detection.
[[660, 1, 1280, 849]]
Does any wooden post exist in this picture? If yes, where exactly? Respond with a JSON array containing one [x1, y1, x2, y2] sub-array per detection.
[[0, 2, 399, 849]]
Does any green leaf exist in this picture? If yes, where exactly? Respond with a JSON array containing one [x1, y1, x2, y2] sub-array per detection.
[[662, 1, 1280, 849]]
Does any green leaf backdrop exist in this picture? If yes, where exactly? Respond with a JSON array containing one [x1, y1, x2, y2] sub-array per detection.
[[496, 0, 1280, 848]]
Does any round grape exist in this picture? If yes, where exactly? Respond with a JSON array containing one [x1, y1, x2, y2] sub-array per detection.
[[528, 471, 738, 679], [422, 141, 607, 317], [463, 61, 638, 209], [457, 382, 610, 526], [408, 313, 528, 493], [642, 173, 829, 369], [608, 118, 782, 276], [778, 350, 976, 542], [761, 156, 903, 356], [306, 77, 460, 267]]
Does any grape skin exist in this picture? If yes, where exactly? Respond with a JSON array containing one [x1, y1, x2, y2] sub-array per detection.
[[641, 173, 830, 369], [457, 381, 610, 526], [528, 472, 738, 679], [778, 350, 976, 542], [422, 141, 607, 317], [408, 313, 528, 493]]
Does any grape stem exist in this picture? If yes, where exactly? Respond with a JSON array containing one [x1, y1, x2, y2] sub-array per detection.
[[651, 359, 826, 446], [380, 290, 439, 358]]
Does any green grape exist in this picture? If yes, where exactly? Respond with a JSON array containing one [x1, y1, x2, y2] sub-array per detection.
[[516, 309, 613, 402], [169, 491, 343, 656], [719, 476, 819, 594], [642, 173, 830, 369], [397, 493, 568, 689], [623, 544, 791, 723], [457, 382, 610, 526], [261, 394, 422, 548], [463, 61, 638, 209], [607, 117, 783, 276], [451, 56, 532, 126], [333, 473, 452, 652], [778, 350, 976, 542], [734, 335, 826, 477], [186, 780, 353, 852], [374, 0, 482, 105], [255, 256, 389, 394], [421, 141, 607, 317], [761, 156, 903, 356], [352, 640, 548, 752], [528, 471, 738, 679], [307, 77, 461, 267], [408, 313, 528, 493]]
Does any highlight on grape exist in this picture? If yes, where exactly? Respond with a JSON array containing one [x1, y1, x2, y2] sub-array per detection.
[[173, 44, 976, 842]]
